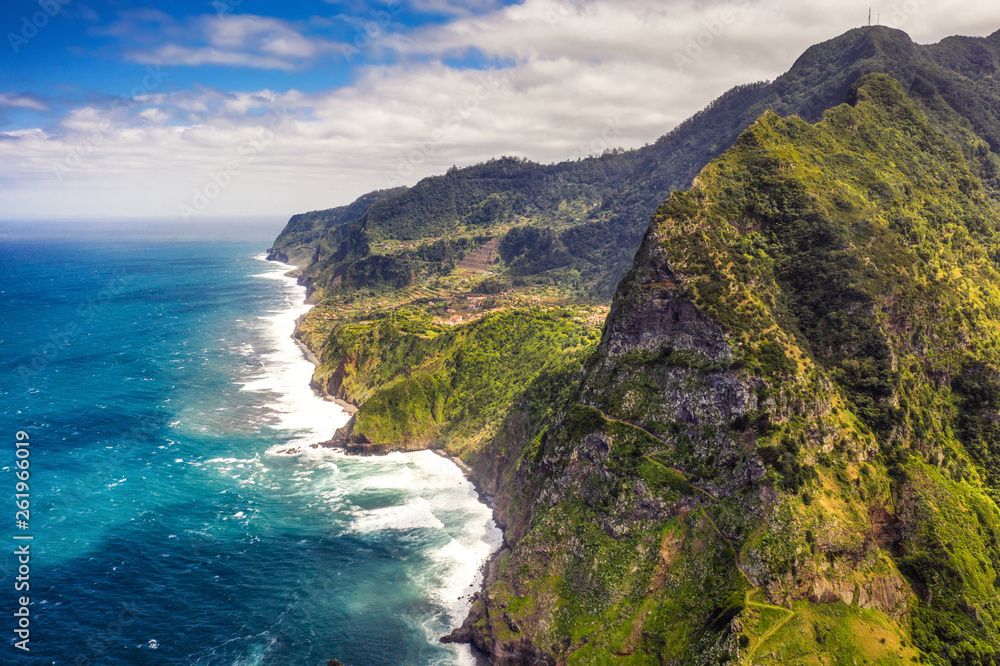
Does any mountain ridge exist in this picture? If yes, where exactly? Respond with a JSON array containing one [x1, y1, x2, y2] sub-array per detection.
[[453, 72, 1000, 665], [270, 26, 1000, 303], [268, 25, 1000, 665]]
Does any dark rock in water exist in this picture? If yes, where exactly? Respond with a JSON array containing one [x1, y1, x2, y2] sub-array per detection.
[[440, 625, 472, 644], [325, 660, 349, 666], [265, 248, 290, 263]]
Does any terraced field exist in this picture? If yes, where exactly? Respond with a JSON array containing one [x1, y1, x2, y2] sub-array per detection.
[[455, 238, 500, 272]]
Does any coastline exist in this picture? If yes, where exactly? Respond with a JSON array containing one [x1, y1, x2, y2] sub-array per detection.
[[271, 257, 500, 663], [429, 448, 496, 511], [280, 270, 492, 504], [291, 312, 495, 511], [291, 313, 358, 415]]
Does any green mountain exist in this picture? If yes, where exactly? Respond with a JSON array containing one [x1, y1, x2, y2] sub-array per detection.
[[268, 26, 1000, 665], [452, 73, 1000, 665], [270, 27, 1000, 481], [270, 26, 1000, 302]]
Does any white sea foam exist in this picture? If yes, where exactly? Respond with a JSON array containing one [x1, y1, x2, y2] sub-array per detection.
[[204, 457, 257, 465], [428, 536, 495, 624], [242, 256, 351, 447], [363, 466, 415, 489], [350, 497, 445, 533], [342, 449, 503, 662], [249, 254, 500, 665], [408, 452, 503, 619]]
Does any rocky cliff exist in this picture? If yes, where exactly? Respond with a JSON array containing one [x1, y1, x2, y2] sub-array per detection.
[[268, 25, 1000, 665], [448, 74, 1000, 665]]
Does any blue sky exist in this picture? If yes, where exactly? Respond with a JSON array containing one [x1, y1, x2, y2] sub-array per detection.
[[0, 0, 515, 129], [0, 0, 997, 222]]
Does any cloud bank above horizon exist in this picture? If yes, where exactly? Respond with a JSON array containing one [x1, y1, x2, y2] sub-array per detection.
[[0, 0, 996, 222]]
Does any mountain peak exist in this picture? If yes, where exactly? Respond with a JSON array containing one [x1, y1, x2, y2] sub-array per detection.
[[789, 25, 915, 72]]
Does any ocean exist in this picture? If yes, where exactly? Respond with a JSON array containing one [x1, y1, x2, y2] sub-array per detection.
[[0, 231, 500, 665]]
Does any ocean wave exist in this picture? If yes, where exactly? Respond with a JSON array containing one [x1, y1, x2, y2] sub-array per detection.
[[248, 254, 500, 665], [242, 256, 351, 446], [349, 497, 445, 533]]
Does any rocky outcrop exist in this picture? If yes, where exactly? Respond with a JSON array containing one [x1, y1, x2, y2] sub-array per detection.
[[325, 416, 435, 455], [601, 235, 731, 364], [265, 247, 289, 263], [318, 355, 353, 403], [808, 573, 911, 617]]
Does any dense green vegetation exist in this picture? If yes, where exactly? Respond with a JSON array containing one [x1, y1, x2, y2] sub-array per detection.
[[267, 25, 1000, 666], [271, 27, 1000, 301], [464, 74, 1000, 664], [684, 75, 1000, 663], [267, 187, 405, 267], [315, 307, 602, 457]]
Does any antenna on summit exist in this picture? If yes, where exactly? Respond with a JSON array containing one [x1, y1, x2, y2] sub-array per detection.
[[868, 8, 872, 26]]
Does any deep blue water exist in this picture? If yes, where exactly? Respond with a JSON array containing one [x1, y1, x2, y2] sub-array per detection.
[[0, 235, 499, 665]]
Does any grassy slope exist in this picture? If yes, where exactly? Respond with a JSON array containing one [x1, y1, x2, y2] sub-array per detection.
[[471, 75, 1000, 665], [316, 306, 604, 460]]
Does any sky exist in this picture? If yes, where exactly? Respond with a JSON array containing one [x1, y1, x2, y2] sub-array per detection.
[[0, 0, 997, 224]]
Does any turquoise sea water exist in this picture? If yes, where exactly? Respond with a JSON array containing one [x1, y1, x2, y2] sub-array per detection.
[[0, 233, 499, 665]]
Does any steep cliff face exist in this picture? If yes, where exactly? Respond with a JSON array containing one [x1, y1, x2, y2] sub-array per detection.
[[264, 26, 1000, 663], [455, 75, 1000, 665], [272, 28, 1000, 485], [267, 187, 406, 269]]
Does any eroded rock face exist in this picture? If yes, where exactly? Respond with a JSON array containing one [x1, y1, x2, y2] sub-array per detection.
[[808, 573, 911, 617], [858, 575, 911, 615], [320, 355, 354, 401], [601, 228, 731, 364], [448, 96, 946, 660], [266, 248, 290, 263], [442, 227, 762, 662], [603, 285, 733, 362], [326, 415, 435, 454]]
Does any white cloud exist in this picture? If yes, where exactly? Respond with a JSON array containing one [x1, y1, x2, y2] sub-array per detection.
[[109, 11, 343, 71], [323, 0, 504, 17], [0, 93, 49, 111], [1, 129, 48, 139], [405, 0, 505, 17], [1, 0, 998, 221]]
